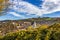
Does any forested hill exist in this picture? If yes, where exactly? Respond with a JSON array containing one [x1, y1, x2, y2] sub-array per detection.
[[0, 17, 60, 26], [0, 17, 60, 36], [0, 17, 60, 22]]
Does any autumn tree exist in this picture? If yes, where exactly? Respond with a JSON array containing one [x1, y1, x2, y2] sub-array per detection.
[[0, 0, 10, 15]]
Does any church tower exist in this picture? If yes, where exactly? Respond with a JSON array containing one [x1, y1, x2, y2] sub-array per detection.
[[32, 21, 37, 28]]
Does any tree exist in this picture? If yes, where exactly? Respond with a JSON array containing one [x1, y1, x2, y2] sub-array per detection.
[[0, 0, 10, 15]]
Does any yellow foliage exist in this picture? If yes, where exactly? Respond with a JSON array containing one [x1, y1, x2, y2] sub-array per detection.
[[0, 0, 9, 14], [0, 23, 60, 40], [0, 0, 4, 3], [38, 24, 48, 30]]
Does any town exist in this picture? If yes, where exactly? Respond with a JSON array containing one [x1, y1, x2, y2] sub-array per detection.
[[0, 17, 60, 36]]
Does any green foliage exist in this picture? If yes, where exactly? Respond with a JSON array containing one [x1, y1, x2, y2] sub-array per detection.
[[0, 23, 60, 40]]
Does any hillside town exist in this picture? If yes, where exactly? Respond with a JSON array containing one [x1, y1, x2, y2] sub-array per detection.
[[0, 18, 60, 36]]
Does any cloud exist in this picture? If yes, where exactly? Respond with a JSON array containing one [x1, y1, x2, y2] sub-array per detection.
[[42, 0, 60, 14], [9, 0, 60, 16], [8, 12, 25, 18]]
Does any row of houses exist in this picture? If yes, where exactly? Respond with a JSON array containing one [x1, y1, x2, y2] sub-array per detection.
[[0, 21, 37, 36], [12, 21, 37, 29], [0, 20, 58, 36]]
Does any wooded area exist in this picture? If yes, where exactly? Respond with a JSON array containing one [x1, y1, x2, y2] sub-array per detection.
[[0, 23, 60, 40], [0, 0, 9, 15]]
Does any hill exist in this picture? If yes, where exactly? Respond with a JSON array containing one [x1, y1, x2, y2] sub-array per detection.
[[0, 23, 60, 40], [0, 17, 60, 36]]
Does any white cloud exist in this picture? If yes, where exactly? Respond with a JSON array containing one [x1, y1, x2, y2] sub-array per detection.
[[9, 0, 60, 16], [42, 0, 60, 14], [8, 12, 25, 18]]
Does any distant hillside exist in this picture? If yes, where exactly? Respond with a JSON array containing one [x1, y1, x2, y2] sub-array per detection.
[[0, 17, 60, 36]]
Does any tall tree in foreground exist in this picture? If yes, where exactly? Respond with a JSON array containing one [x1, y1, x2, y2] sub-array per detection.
[[0, 0, 10, 15]]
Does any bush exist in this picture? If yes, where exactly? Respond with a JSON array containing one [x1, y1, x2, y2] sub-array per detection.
[[0, 23, 60, 40]]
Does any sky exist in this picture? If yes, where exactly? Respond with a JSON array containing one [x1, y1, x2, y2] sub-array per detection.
[[0, 0, 60, 20]]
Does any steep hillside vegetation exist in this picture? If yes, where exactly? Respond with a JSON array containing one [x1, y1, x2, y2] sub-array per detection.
[[0, 23, 60, 40]]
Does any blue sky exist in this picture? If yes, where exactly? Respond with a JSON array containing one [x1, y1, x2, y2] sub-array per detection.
[[0, 0, 60, 20], [42, 11, 60, 17]]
